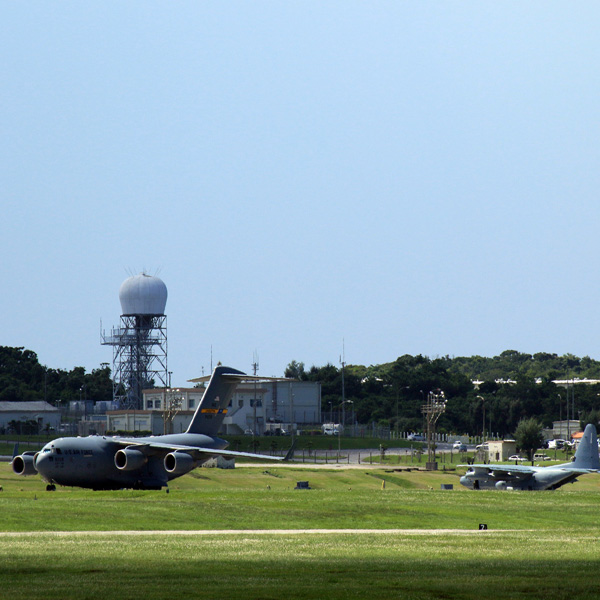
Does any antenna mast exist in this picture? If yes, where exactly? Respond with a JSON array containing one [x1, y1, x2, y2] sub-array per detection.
[[252, 352, 259, 440]]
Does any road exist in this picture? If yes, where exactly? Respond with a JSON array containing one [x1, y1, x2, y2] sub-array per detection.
[[282, 441, 474, 466]]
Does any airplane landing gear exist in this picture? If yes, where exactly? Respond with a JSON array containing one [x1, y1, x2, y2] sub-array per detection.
[[46, 484, 56, 492]]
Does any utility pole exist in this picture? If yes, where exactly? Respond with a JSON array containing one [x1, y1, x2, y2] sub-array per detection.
[[572, 382, 576, 439], [252, 352, 259, 442], [477, 395, 485, 441], [567, 380, 575, 441], [290, 379, 294, 443], [340, 341, 346, 429], [558, 394, 562, 437]]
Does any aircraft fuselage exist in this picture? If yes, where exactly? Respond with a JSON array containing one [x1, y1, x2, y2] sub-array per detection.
[[459, 466, 581, 491], [11, 366, 290, 491], [33, 433, 228, 490]]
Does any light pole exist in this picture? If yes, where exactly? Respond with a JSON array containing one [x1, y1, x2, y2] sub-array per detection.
[[567, 383, 570, 440], [340, 345, 346, 430], [347, 399, 354, 436], [80, 385, 87, 420], [338, 399, 352, 458], [289, 379, 294, 443], [252, 355, 259, 440], [477, 395, 485, 441], [396, 386, 409, 438], [422, 390, 447, 470]]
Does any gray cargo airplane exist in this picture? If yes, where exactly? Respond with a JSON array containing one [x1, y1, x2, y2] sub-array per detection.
[[460, 423, 600, 490], [12, 366, 293, 491]]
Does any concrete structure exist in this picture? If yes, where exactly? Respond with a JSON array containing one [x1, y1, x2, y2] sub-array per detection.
[[106, 409, 194, 435], [143, 387, 204, 412], [106, 385, 204, 435], [221, 380, 321, 435], [0, 401, 60, 433], [550, 420, 581, 440], [552, 378, 600, 387], [202, 456, 235, 469], [78, 419, 108, 436], [487, 440, 517, 462]]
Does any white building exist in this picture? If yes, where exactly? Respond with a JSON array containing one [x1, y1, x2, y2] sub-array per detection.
[[106, 387, 202, 434], [105, 380, 321, 436], [106, 409, 195, 435], [0, 401, 61, 433], [221, 380, 321, 435], [550, 420, 581, 439]]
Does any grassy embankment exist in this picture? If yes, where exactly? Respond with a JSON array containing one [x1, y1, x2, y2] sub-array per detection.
[[1, 463, 600, 598]]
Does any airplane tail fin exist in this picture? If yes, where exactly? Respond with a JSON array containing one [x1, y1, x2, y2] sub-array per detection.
[[570, 424, 600, 470], [186, 366, 246, 436]]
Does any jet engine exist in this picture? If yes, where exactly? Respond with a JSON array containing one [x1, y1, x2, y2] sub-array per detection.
[[495, 480, 507, 490], [114, 447, 148, 471], [12, 452, 38, 476], [164, 451, 195, 475]]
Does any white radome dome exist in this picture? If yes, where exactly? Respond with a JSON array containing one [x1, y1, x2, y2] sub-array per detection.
[[119, 273, 167, 316]]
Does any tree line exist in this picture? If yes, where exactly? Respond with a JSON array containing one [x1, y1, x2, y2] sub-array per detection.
[[285, 350, 600, 436], [3, 345, 600, 437], [0, 347, 112, 406]]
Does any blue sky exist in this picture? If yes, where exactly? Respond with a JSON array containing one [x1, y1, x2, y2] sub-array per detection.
[[2, 3, 600, 383]]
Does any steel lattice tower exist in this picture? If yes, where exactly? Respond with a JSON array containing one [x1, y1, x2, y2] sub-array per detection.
[[102, 273, 168, 409]]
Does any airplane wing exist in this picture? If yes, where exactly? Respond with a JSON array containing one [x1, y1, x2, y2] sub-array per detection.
[[116, 438, 293, 462], [460, 463, 536, 481], [463, 463, 599, 476], [461, 462, 600, 490]]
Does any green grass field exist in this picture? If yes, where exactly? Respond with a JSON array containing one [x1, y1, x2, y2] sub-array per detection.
[[1, 462, 600, 599]]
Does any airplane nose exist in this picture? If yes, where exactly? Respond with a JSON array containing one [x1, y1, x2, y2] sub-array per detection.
[[35, 452, 51, 478]]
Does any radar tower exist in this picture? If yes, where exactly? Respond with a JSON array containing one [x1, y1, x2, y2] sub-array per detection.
[[101, 273, 168, 409]]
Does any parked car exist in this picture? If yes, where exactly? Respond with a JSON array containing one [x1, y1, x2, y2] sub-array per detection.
[[508, 455, 526, 462], [407, 433, 425, 442], [453, 441, 468, 452], [533, 453, 551, 461], [264, 428, 289, 436]]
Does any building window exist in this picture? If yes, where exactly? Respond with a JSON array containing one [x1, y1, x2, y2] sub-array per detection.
[[147, 400, 153, 409], [238, 399, 244, 408], [155, 400, 161, 409], [189, 399, 195, 409], [250, 399, 262, 408]]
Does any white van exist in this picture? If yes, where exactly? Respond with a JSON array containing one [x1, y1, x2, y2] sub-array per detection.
[[322, 423, 341, 435], [533, 453, 551, 461]]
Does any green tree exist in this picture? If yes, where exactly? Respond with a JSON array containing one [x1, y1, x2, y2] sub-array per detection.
[[514, 417, 544, 462], [284, 360, 306, 380]]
